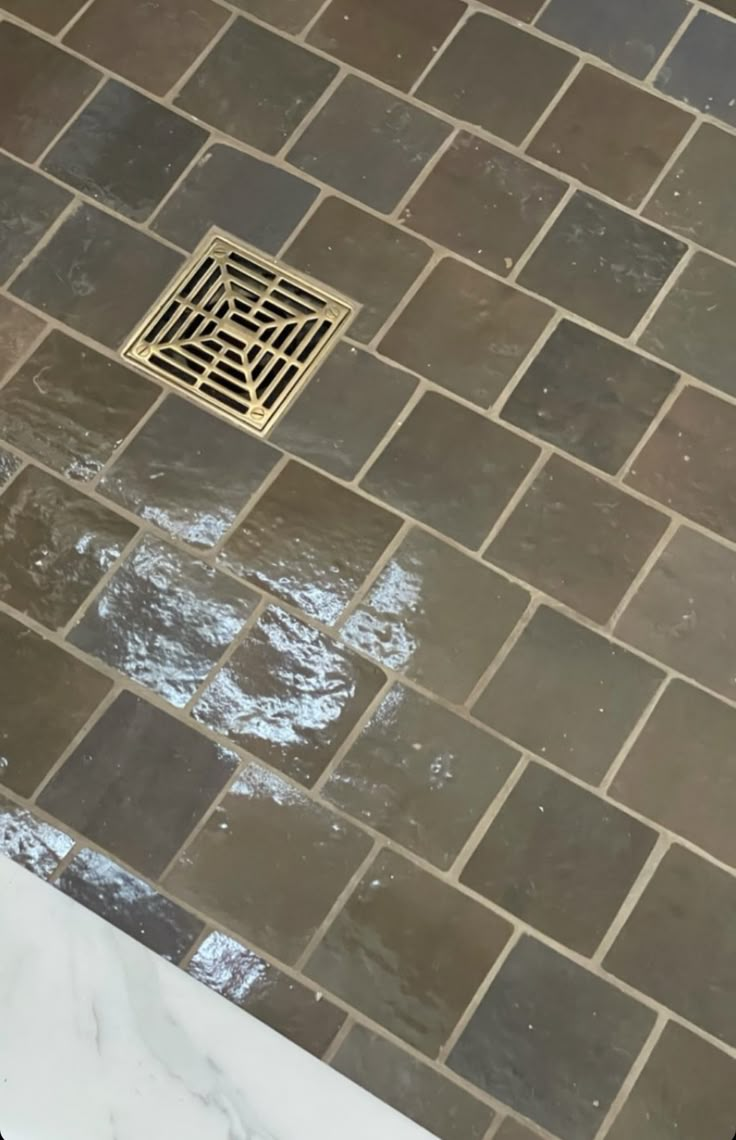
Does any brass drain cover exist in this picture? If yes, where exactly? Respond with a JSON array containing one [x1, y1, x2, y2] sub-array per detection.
[[124, 234, 353, 433]]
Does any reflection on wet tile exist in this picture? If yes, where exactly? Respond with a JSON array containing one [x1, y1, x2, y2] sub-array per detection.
[[0, 297, 44, 380], [220, 463, 401, 623], [655, 10, 736, 128], [2, 0, 89, 32], [58, 848, 203, 962], [194, 605, 385, 786], [167, 761, 372, 962], [69, 536, 257, 708], [307, 849, 512, 1054], [0, 449, 21, 488], [449, 937, 655, 1140], [43, 80, 206, 223], [99, 397, 277, 549], [343, 529, 528, 702], [0, 466, 135, 630], [0, 155, 71, 282], [325, 684, 519, 868], [188, 931, 346, 1056], [227, 0, 324, 32], [39, 691, 239, 876], [0, 331, 158, 481], [332, 1025, 494, 1140], [0, 792, 74, 880]]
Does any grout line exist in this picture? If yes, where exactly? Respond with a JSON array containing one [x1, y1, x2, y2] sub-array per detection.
[[447, 754, 530, 882], [0, 317, 52, 393], [144, 135, 214, 231], [31, 684, 122, 803], [598, 677, 669, 794], [628, 245, 695, 344], [614, 375, 686, 483], [180, 595, 268, 716], [33, 72, 108, 167], [364, 250, 440, 350], [489, 310, 561, 418], [299, 0, 335, 40], [518, 54, 585, 152], [637, 113, 701, 215], [348, 383, 427, 485], [2, 197, 80, 291], [58, 528, 142, 640], [388, 126, 458, 223], [88, 387, 167, 490], [605, 518, 678, 633], [643, 2, 699, 84], [276, 186, 326, 257], [177, 925, 211, 971], [275, 66, 347, 161], [202, 452, 290, 558], [592, 1013, 666, 1140], [592, 835, 670, 965], [57, 0, 97, 38], [310, 678, 393, 797], [165, 11, 238, 102], [482, 1116, 505, 1140], [477, 448, 549, 554], [507, 183, 575, 283], [47, 840, 81, 884], [408, 5, 472, 97], [463, 597, 540, 710], [333, 518, 413, 629], [294, 840, 379, 972], [321, 1016, 353, 1064], [438, 927, 522, 1063]]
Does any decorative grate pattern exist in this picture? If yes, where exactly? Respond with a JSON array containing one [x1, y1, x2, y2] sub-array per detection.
[[124, 235, 352, 433]]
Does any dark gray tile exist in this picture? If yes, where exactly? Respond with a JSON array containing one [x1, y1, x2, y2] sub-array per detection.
[[0, 154, 71, 282], [226, 0, 324, 33], [538, 0, 690, 78], [655, 9, 736, 127], [0, 297, 44, 380], [0, 792, 73, 880]]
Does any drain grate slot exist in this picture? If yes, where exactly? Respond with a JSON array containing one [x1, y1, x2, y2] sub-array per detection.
[[124, 235, 352, 433]]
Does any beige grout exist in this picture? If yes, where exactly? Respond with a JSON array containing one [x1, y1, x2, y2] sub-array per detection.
[[363, 249, 441, 350], [310, 677, 393, 797], [2, 196, 81, 291], [477, 448, 549, 554], [438, 927, 523, 1063], [143, 135, 215, 231], [321, 1015, 353, 1064], [30, 683, 123, 804], [489, 310, 561, 418], [506, 183, 576, 283], [644, 1, 700, 84], [597, 676, 670, 795], [463, 596, 540, 710], [177, 925, 211, 971], [298, 0, 335, 40], [388, 126, 459, 223], [333, 518, 413, 629], [57, 0, 97, 39], [294, 840, 379, 972], [180, 594, 268, 716], [33, 72, 108, 167], [58, 527, 142, 640], [408, 3, 472, 97], [604, 518, 679, 633], [614, 375, 687, 482], [592, 835, 670, 965], [628, 245, 696, 345], [637, 113, 701, 215], [86, 388, 168, 491], [591, 1013, 666, 1140], [275, 65, 347, 161], [165, 11, 238, 102], [447, 754, 530, 882], [518, 54, 585, 152]]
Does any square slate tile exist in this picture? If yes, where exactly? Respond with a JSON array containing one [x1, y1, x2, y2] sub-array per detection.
[[461, 763, 656, 953], [271, 342, 417, 479], [362, 392, 539, 546], [0, 22, 99, 162], [400, 133, 565, 277], [69, 536, 258, 708], [0, 331, 158, 481], [0, 793, 73, 881], [324, 683, 520, 868], [0, 466, 135, 629], [501, 319, 677, 474], [0, 297, 44, 379], [473, 606, 663, 783], [1, 0, 89, 33], [188, 931, 346, 1056], [194, 605, 385, 787], [519, 193, 687, 336], [616, 527, 736, 701], [0, 155, 71, 282], [57, 848, 203, 962], [0, 609, 111, 797], [655, 10, 736, 128], [152, 144, 318, 253], [486, 456, 668, 622], [42, 80, 206, 223], [449, 937, 655, 1140], [227, 0, 325, 32], [611, 680, 736, 867], [288, 76, 451, 213], [417, 12, 575, 144], [605, 845, 736, 1047], [166, 760, 372, 962], [284, 197, 431, 343], [10, 203, 183, 349], [342, 529, 529, 703], [538, 0, 690, 79], [64, 0, 228, 96], [176, 18, 337, 153], [306, 849, 512, 1054], [39, 691, 239, 877], [528, 65, 692, 207], [98, 396, 278, 548], [332, 1025, 494, 1140], [220, 462, 401, 624]]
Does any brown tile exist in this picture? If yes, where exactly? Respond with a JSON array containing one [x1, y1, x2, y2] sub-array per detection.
[[528, 66, 692, 207], [325, 683, 520, 869], [220, 463, 401, 624], [343, 529, 529, 703], [604, 1021, 736, 1140], [332, 1025, 494, 1140], [654, 9, 736, 129], [1, 0, 89, 32], [188, 931, 346, 1056], [10, 203, 183, 349], [0, 610, 111, 797], [194, 605, 385, 786], [226, 0, 324, 33], [362, 392, 539, 547], [0, 792, 73, 880], [605, 845, 736, 1047], [57, 847, 203, 962], [473, 607, 663, 783], [449, 936, 655, 1140], [0, 155, 71, 282], [401, 133, 565, 277], [69, 536, 258, 708], [288, 76, 451, 213], [284, 197, 431, 343], [309, 0, 465, 90], [417, 12, 575, 144], [98, 396, 278, 549], [39, 691, 239, 877], [167, 760, 372, 962], [0, 331, 158, 481], [0, 22, 99, 162], [480, 0, 544, 18], [380, 259, 551, 407], [616, 528, 736, 701], [306, 849, 512, 1054], [461, 762, 656, 954], [519, 193, 687, 336], [0, 297, 44, 380], [176, 18, 337, 153], [0, 450, 21, 488], [271, 342, 418, 479], [0, 466, 135, 630], [494, 1123, 544, 1140], [486, 455, 668, 623], [501, 320, 677, 475], [64, 0, 228, 97]]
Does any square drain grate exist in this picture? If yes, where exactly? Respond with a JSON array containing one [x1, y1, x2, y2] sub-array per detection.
[[124, 234, 353, 434]]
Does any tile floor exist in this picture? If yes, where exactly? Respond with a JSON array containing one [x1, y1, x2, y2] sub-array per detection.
[[0, 1, 735, 1138]]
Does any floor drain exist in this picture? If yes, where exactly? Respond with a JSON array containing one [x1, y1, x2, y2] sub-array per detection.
[[124, 234, 353, 434]]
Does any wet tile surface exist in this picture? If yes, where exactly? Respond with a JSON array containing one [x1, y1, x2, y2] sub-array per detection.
[[538, 0, 690, 78], [0, 792, 73, 880], [0, 296, 44, 379], [0, 155, 71, 282], [655, 9, 736, 127]]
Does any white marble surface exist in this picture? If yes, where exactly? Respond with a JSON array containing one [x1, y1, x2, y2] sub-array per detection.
[[0, 855, 434, 1140]]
